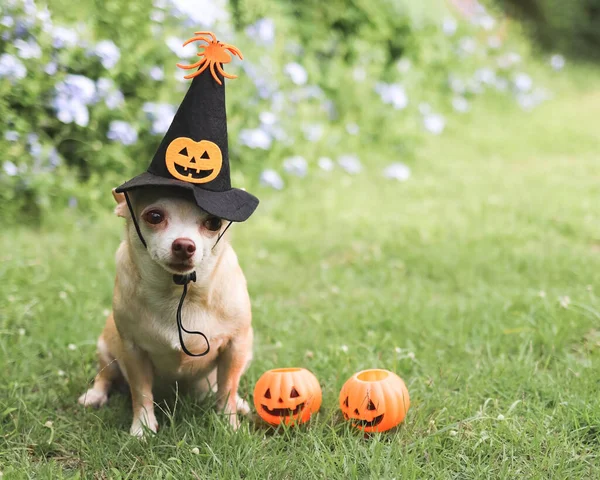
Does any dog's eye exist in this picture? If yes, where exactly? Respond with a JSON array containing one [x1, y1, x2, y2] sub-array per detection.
[[143, 210, 164, 225], [203, 216, 222, 232]]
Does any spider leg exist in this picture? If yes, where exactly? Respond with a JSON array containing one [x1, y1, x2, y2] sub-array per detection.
[[183, 59, 210, 80], [209, 61, 223, 85], [182, 36, 210, 47], [222, 43, 243, 60], [216, 62, 237, 79], [193, 31, 216, 42], [176, 57, 206, 70]]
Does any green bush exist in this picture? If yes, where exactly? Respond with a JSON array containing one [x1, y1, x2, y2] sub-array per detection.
[[1, 0, 549, 223], [497, 0, 600, 59]]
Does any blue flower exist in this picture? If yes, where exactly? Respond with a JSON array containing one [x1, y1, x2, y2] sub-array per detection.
[[283, 156, 307, 177], [423, 113, 445, 135], [442, 17, 457, 36], [375, 83, 408, 110], [0, 53, 27, 80], [338, 155, 362, 174], [239, 128, 272, 150], [318, 157, 334, 172], [53, 75, 96, 127], [246, 18, 275, 45], [4, 130, 19, 142], [170, 0, 229, 27], [94, 40, 120, 69], [383, 163, 411, 181], [166, 36, 196, 59], [1, 16, 15, 28], [259, 169, 284, 190], [143, 102, 176, 135], [14, 38, 42, 59], [51, 26, 78, 49], [513, 72, 532, 92], [107, 121, 138, 145], [3, 161, 18, 177], [284, 62, 308, 85], [550, 54, 565, 71], [96, 78, 124, 110], [44, 61, 58, 75], [149, 66, 164, 81], [303, 124, 323, 142]]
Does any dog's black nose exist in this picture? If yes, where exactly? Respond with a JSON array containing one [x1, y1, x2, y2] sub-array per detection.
[[172, 238, 196, 260]]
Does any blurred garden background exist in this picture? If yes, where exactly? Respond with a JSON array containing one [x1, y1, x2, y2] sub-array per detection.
[[1, 0, 600, 477]]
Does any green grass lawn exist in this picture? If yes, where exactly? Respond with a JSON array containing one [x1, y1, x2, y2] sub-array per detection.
[[2, 67, 600, 478]]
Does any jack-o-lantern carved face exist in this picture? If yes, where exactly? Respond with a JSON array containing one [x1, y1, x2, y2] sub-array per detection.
[[165, 137, 222, 184], [339, 369, 410, 433], [254, 368, 322, 426]]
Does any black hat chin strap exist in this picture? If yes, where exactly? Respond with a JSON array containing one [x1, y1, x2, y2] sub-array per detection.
[[123, 191, 230, 357]]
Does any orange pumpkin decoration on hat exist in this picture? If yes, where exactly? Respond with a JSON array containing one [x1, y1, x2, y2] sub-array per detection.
[[339, 369, 410, 433], [254, 368, 322, 425]]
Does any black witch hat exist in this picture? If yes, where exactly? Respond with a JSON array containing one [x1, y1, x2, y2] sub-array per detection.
[[116, 31, 258, 222]]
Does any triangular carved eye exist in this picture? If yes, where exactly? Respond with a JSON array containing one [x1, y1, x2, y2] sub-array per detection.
[[264, 388, 271, 399], [200, 150, 210, 159], [179, 147, 188, 156], [290, 387, 300, 398], [367, 400, 377, 411], [343, 397, 349, 408]]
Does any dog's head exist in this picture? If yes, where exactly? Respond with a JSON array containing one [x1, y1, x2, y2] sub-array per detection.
[[113, 187, 227, 276]]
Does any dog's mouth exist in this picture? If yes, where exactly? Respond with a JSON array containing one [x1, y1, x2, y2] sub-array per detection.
[[351, 414, 385, 428], [262, 403, 305, 417], [173, 163, 214, 180], [166, 261, 195, 274]]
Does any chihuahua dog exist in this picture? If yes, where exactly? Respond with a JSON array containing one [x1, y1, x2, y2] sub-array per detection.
[[78, 187, 253, 436]]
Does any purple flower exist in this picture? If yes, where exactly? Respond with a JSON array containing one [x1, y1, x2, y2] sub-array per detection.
[[338, 155, 362, 174], [259, 111, 277, 126], [239, 128, 272, 150], [68, 197, 78, 208], [143, 102, 176, 135], [442, 17, 457, 36], [260, 169, 284, 190], [513, 73, 532, 92], [458, 37, 476, 56], [283, 156, 307, 177], [107, 121, 138, 145], [0, 53, 27, 80], [246, 18, 275, 45], [4, 130, 19, 142], [1, 16, 15, 28], [94, 40, 120, 69], [383, 163, 411, 181], [96, 78, 124, 109], [375, 83, 408, 110], [51, 26, 78, 49], [346, 123, 359, 135], [284, 62, 307, 85]]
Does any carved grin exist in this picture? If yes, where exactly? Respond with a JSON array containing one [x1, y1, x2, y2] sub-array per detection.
[[173, 162, 214, 179], [262, 403, 305, 417], [352, 413, 385, 428]]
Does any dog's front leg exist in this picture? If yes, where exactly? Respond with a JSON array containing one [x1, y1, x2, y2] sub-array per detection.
[[216, 327, 253, 430], [120, 341, 157, 437]]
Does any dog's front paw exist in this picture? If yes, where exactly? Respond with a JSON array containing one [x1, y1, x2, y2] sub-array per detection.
[[130, 414, 159, 437], [78, 388, 108, 408]]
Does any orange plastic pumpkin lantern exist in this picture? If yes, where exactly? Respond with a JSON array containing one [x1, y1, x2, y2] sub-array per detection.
[[254, 368, 322, 425], [339, 369, 410, 433]]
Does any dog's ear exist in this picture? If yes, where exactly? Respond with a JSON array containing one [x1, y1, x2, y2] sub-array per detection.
[[112, 188, 128, 218]]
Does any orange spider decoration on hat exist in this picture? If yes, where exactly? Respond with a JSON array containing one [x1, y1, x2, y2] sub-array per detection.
[[177, 31, 243, 85]]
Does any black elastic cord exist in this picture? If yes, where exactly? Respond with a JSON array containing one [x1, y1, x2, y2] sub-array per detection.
[[212, 221, 233, 251], [174, 272, 210, 357], [123, 191, 147, 248]]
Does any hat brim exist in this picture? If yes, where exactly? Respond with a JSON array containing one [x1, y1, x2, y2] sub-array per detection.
[[115, 172, 259, 222]]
